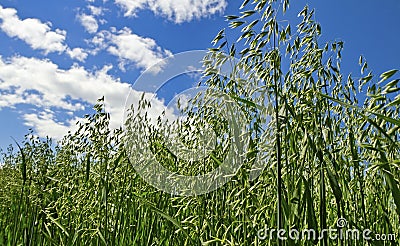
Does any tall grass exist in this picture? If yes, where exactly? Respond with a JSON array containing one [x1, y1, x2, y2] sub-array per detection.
[[1, 0, 399, 245]]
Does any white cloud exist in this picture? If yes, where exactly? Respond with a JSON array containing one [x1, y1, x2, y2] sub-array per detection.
[[115, 0, 227, 23], [0, 55, 172, 140], [0, 5, 67, 54], [77, 13, 99, 34], [23, 111, 83, 140], [0, 5, 88, 62], [88, 5, 105, 16], [66, 48, 88, 62], [92, 27, 172, 73], [0, 56, 128, 138], [115, 0, 147, 17], [89, 29, 111, 54]]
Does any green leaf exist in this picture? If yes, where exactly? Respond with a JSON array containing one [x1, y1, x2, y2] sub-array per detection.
[[326, 165, 342, 203], [304, 178, 319, 244], [318, 92, 399, 142], [212, 29, 225, 45], [96, 229, 107, 245], [229, 21, 245, 28], [241, 10, 256, 18], [380, 69, 398, 82], [132, 194, 195, 244], [316, 24, 321, 35], [230, 95, 263, 110], [12, 138, 26, 185], [361, 74, 373, 83], [48, 216, 69, 237], [298, 6, 308, 17], [225, 15, 239, 20], [369, 111, 400, 127], [240, 0, 250, 10], [217, 41, 227, 50], [242, 20, 259, 32], [386, 94, 400, 107], [85, 153, 90, 182]]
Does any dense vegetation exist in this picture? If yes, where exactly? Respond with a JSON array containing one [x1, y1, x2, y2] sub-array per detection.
[[1, 0, 399, 245]]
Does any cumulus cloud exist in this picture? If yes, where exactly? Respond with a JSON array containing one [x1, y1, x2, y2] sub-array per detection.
[[115, 0, 227, 23], [23, 111, 83, 140], [0, 56, 125, 138], [77, 13, 99, 34], [66, 48, 88, 62], [0, 56, 128, 123], [0, 5, 67, 54], [115, 0, 147, 17], [92, 27, 172, 73], [0, 55, 172, 139], [88, 5, 105, 16]]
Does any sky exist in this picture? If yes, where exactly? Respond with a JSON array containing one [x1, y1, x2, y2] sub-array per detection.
[[0, 0, 399, 151]]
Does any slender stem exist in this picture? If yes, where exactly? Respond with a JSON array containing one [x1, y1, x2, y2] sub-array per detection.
[[273, 17, 283, 246]]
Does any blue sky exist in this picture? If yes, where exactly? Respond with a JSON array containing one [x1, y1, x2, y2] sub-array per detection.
[[0, 0, 399, 151]]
